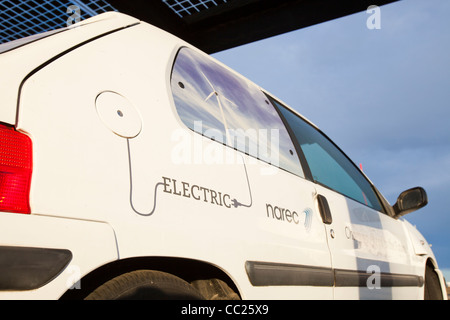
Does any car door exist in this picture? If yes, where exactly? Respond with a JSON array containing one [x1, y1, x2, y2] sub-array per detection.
[[272, 97, 424, 299], [170, 47, 334, 299]]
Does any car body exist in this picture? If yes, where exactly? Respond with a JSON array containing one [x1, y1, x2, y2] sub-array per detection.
[[0, 12, 446, 300]]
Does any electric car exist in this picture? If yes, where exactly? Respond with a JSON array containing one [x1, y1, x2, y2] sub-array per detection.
[[0, 12, 446, 300]]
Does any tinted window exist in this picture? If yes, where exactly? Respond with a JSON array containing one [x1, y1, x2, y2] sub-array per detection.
[[273, 99, 383, 212], [171, 47, 304, 177]]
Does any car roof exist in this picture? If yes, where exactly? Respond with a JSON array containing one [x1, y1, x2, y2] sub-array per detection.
[[1, 11, 323, 147], [0, 12, 139, 125]]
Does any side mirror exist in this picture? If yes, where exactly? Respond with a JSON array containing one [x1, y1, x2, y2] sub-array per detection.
[[393, 187, 428, 218]]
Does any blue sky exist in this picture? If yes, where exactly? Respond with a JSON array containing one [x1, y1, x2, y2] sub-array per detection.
[[213, 0, 450, 278]]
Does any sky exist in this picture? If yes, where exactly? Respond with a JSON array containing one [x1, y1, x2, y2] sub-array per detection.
[[213, 0, 450, 278]]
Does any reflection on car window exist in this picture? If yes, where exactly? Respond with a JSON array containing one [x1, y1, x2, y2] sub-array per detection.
[[171, 47, 304, 177], [273, 99, 383, 212]]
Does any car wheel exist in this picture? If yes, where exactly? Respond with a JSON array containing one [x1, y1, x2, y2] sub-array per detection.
[[85, 270, 205, 300], [424, 264, 443, 300]]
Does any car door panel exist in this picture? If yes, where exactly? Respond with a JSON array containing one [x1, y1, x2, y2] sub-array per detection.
[[271, 97, 423, 299], [316, 185, 422, 299]]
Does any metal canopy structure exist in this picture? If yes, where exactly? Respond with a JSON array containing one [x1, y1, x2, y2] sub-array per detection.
[[109, 0, 399, 53], [0, 0, 398, 53], [0, 0, 116, 44]]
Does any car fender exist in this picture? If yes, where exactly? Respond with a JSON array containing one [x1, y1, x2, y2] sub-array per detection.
[[402, 218, 435, 258]]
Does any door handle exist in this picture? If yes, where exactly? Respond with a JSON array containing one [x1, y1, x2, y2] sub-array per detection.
[[317, 194, 332, 225]]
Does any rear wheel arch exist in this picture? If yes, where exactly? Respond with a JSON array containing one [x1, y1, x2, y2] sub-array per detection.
[[59, 256, 241, 300]]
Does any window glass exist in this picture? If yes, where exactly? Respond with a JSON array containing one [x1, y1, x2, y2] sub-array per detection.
[[171, 47, 304, 177], [273, 99, 383, 212]]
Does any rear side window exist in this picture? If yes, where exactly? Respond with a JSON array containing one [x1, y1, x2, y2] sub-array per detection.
[[170, 47, 304, 177], [273, 99, 383, 212]]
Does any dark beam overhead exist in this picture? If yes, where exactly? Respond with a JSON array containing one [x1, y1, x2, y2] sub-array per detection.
[[108, 0, 399, 53]]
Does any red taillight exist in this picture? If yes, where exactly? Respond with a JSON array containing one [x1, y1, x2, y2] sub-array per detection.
[[0, 125, 32, 214]]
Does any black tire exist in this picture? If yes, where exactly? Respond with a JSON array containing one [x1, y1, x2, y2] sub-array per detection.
[[424, 264, 443, 300], [85, 270, 205, 300]]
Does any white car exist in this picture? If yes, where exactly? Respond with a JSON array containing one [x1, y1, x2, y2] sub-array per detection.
[[0, 12, 446, 300]]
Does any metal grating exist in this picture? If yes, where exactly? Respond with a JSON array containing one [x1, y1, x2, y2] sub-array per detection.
[[162, 0, 230, 18], [0, 0, 117, 44]]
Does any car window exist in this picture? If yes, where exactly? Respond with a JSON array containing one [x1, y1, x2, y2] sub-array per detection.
[[272, 98, 383, 212], [171, 47, 304, 177]]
